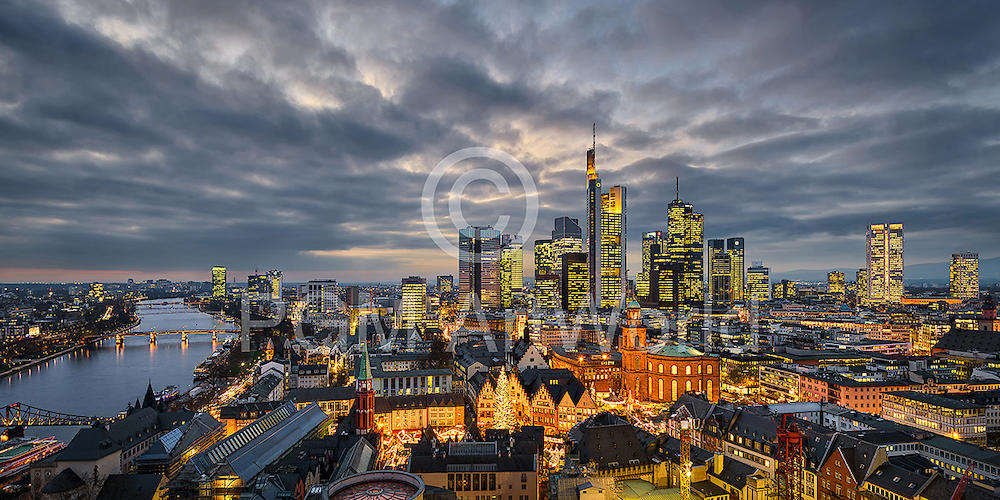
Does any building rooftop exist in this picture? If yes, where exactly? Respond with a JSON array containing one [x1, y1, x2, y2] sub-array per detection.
[[884, 390, 988, 411]]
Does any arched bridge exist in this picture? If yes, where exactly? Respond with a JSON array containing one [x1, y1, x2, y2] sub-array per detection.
[[1, 402, 112, 427]]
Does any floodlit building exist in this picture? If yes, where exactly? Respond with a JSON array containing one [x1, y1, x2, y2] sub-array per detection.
[[211, 266, 227, 299], [551, 216, 582, 276], [746, 263, 770, 303], [306, 280, 340, 314], [561, 252, 589, 312], [600, 185, 626, 308], [400, 276, 426, 329], [827, 270, 846, 297], [533, 239, 553, 277], [950, 252, 979, 299], [500, 237, 523, 307], [586, 138, 602, 309], [649, 182, 704, 311], [637, 231, 662, 300], [436, 274, 454, 293], [867, 223, 904, 304]]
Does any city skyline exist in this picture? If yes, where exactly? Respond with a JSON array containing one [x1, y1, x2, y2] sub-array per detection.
[[2, 1, 1000, 283]]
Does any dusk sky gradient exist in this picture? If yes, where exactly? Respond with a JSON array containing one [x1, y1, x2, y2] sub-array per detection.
[[1, 0, 999, 283]]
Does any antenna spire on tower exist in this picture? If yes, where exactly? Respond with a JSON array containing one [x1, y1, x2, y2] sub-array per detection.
[[592, 122, 596, 152], [675, 176, 679, 200]]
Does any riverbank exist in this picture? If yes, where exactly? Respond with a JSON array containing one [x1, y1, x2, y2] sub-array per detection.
[[0, 317, 141, 380]]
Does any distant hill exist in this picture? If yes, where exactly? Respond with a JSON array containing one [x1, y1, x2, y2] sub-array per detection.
[[773, 256, 1000, 284]]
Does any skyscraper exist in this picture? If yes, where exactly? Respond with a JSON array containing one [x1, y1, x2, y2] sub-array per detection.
[[726, 237, 745, 302], [400, 276, 427, 329], [247, 272, 269, 298], [437, 275, 454, 293], [707, 239, 728, 302], [500, 237, 523, 308], [637, 231, 662, 300], [266, 269, 282, 301], [657, 180, 704, 311], [551, 217, 583, 276], [586, 131, 602, 307], [950, 252, 979, 299], [855, 268, 868, 304], [459, 225, 501, 309], [211, 266, 227, 299], [535, 274, 560, 309], [746, 263, 770, 302], [600, 185, 626, 308], [533, 239, 553, 277], [827, 271, 846, 297], [306, 279, 340, 314], [561, 252, 589, 312], [867, 223, 904, 304]]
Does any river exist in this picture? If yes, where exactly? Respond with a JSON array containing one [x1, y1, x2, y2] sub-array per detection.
[[0, 298, 235, 442]]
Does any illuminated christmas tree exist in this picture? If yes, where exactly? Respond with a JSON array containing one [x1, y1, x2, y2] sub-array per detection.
[[494, 368, 515, 430]]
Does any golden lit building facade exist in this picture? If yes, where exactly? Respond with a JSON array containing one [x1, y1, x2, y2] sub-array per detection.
[[662, 193, 704, 310], [827, 270, 846, 298], [950, 252, 979, 299], [534, 275, 559, 309], [400, 276, 427, 329], [533, 239, 553, 276], [855, 268, 868, 303], [746, 263, 770, 303], [600, 186, 626, 308], [500, 238, 523, 308], [867, 223, 904, 304], [561, 252, 589, 312], [211, 266, 227, 299]]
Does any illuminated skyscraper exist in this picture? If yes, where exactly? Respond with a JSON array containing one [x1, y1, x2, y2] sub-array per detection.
[[586, 131, 602, 306], [950, 252, 979, 299], [855, 268, 868, 304], [500, 237, 524, 308], [726, 237, 745, 302], [211, 266, 227, 299], [637, 231, 662, 300], [247, 272, 269, 298], [459, 225, 501, 309], [707, 239, 728, 302], [535, 274, 560, 309], [867, 223, 904, 304], [746, 263, 770, 302], [400, 276, 427, 329], [436, 275, 454, 293], [561, 252, 589, 312], [661, 180, 704, 310], [773, 280, 796, 300], [306, 279, 339, 314], [827, 270, 846, 298], [266, 269, 282, 301], [533, 239, 553, 277], [551, 217, 583, 276], [600, 186, 626, 308]]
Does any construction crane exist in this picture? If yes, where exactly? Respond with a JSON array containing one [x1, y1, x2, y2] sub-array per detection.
[[776, 413, 805, 500], [951, 466, 973, 500], [670, 405, 694, 500]]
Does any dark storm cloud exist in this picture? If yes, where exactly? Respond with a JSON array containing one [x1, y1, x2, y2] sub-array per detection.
[[1, 0, 999, 281]]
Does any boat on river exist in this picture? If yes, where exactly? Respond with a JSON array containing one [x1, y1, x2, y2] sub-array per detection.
[[0, 437, 63, 479]]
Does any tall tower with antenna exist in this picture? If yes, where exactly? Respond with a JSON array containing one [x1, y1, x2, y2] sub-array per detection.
[[586, 123, 602, 308]]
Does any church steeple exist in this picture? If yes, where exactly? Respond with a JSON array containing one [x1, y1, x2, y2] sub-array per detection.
[[355, 340, 375, 434], [142, 381, 157, 409]]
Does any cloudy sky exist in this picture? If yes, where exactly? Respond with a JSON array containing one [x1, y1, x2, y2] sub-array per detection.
[[1, 0, 999, 283]]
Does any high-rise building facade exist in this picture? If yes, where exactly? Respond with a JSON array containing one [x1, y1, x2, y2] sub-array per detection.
[[867, 223, 904, 304], [247, 273, 269, 298], [500, 237, 523, 308], [855, 268, 868, 303], [827, 271, 846, 297], [561, 252, 589, 312], [586, 141, 602, 306], [746, 263, 770, 303], [306, 279, 340, 314], [950, 252, 979, 299], [637, 231, 662, 300], [533, 239, 553, 277], [211, 266, 227, 299], [707, 239, 729, 303], [400, 276, 427, 329], [726, 237, 745, 302], [266, 269, 282, 301], [599, 186, 626, 308], [459, 225, 501, 309], [551, 217, 583, 276], [661, 190, 704, 310], [437, 275, 454, 293], [535, 274, 560, 309]]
